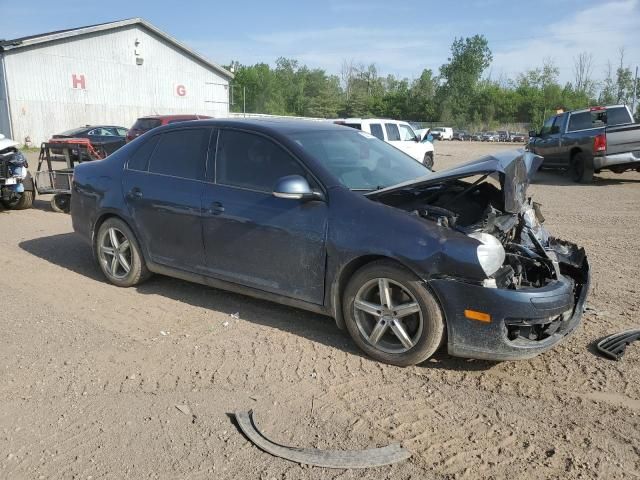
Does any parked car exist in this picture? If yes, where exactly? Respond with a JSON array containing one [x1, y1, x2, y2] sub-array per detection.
[[125, 114, 212, 142], [471, 132, 483, 141], [52, 125, 128, 156], [511, 132, 526, 143], [431, 127, 453, 140], [528, 105, 640, 182], [71, 119, 590, 366], [335, 118, 434, 168], [482, 131, 499, 142], [497, 130, 511, 142], [453, 130, 470, 141], [0, 134, 34, 209]]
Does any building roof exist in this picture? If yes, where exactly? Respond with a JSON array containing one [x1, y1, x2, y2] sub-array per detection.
[[0, 18, 233, 80]]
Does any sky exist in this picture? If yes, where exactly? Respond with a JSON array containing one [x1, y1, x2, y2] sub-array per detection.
[[1, 0, 639, 85]]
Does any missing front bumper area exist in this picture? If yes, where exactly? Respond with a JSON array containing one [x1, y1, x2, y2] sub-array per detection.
[[505, 310, 573, 342]]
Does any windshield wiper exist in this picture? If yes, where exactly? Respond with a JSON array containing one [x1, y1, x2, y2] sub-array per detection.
[[351, 185, 386, 192]]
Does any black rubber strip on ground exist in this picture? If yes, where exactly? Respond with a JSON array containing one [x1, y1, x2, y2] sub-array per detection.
[[596, 329, 640, 360], [234, 410, 411, 469]]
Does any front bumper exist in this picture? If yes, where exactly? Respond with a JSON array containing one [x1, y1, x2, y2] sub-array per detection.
[[429, 257, 590, 361]]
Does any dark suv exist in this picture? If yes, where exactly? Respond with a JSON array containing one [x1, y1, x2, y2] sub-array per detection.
[[125, 114, 211, 142]]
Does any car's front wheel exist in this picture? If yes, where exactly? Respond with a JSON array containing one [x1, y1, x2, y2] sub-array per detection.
[[423, 151, 434, 169], [343, 260, 445, 366], [95, 217, 151, 287]]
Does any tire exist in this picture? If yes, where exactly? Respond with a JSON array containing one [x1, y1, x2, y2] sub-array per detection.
[[423, 151, 434, 169], [570, 151, 594, 183], [50, 193, 71, 213], [342, 260, 445, 366], [1, 189, 34, 210], [95, 217, 151, 287]]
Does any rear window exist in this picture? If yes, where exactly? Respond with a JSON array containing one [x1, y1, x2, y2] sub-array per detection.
[[59, 127, 87, 136], [369, 123, 384, 140], [127, 136, 159, 171], [168, 117, 198, 124], [343, 123, 362, 130], [606, 107, 633, 126], [131, 118, 162, 131], [568, 111, 605, 131]]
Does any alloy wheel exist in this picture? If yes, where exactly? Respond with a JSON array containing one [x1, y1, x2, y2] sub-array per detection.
[[353, 278, 423, 354], [98, 227, 132, 279]]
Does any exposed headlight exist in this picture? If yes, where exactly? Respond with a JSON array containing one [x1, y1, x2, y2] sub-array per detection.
[[468, 232, 505, 277]]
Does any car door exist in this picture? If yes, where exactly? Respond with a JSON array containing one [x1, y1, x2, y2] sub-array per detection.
[[532, 116, 558, 165], [397, 123, 423, 160], [200, 129, 328, 304], [121, 127, 212, 271]]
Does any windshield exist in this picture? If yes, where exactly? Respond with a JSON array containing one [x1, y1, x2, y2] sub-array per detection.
[[289, 130, 431, 190]]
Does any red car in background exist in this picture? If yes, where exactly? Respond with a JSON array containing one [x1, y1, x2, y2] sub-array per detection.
[[125, 114, 212, 142]]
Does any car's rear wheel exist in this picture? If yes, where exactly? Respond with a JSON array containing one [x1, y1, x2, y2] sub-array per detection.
[[343, 260, 445, 366], [96, 217, 151, 287], [1, 190, 34, 210], [570, 151, 594, 183], [50, 193, 71, 213]]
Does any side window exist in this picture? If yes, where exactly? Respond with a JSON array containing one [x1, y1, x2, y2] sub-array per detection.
[[385, 123, 401, 141], [127, 135, 160, 171], [148, 128, 209, 180], [216, 130, 307, 192], [399, 124, 416, 141], [369, 123, 384, 140], [567, 112, 591, 132]]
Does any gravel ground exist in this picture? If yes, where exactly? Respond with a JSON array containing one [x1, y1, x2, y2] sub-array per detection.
[[1, 141, 639, 479]]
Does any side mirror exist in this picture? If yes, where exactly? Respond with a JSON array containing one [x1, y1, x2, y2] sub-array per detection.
[[273, 175, 323, 201], [529, 130, 537, 138]]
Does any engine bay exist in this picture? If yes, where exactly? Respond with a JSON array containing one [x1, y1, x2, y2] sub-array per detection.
[[377, 176, 586, 291]]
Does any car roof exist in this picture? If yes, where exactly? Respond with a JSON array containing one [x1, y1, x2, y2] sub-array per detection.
[[156, 118, 349, 135], [338, 118, 406, 124], [140, 114, 208, 120]]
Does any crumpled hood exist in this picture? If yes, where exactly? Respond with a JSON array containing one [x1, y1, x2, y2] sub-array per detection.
[[366, 149, 543, 213]]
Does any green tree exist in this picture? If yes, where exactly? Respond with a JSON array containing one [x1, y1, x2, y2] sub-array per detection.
[[437, 35, 493, 124]]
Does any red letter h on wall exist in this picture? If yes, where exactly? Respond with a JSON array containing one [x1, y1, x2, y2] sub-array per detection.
[[72, 74, 86, 89]]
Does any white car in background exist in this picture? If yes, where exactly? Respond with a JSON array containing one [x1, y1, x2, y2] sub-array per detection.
[[431, 127, 454, 140], [334, 118, 435, 168]]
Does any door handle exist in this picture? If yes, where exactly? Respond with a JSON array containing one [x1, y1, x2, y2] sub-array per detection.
[[209, 201, 225, 215], [128, 187, 143, 199]]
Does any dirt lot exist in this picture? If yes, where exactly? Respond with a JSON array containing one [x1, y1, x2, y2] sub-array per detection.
[[1, 141, 639, 479]]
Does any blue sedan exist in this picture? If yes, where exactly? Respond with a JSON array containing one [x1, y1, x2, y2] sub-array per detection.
[[71, 119, 589, 365]]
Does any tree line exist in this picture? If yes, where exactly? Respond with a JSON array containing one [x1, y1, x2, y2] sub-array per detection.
[[225, 35, 639, 130]]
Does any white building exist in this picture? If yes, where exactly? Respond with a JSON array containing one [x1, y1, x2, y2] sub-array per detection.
[[0, 18, 233, 145]]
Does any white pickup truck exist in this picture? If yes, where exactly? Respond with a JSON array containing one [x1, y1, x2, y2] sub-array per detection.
[[334, 118, 435, 168]]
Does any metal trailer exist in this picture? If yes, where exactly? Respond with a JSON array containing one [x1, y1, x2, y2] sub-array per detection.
[[34, 139, 106, 213]]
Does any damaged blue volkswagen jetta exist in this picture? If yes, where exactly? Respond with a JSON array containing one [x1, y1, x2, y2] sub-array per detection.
[[71, 119, 590, 366]]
